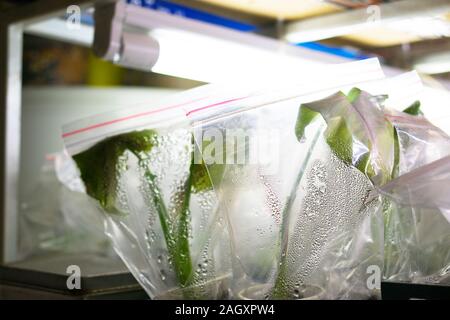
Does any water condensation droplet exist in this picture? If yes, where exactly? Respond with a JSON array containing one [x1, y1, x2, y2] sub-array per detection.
[[318, 185, 326, 194], [281, 147, 377, 294]]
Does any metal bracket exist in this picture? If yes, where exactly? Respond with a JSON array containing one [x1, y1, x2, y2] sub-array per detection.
[[93, 0, 160, 70]]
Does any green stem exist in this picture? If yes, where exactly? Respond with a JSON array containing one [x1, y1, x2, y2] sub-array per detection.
[[73, 129, 198, 296], [175, 158, 194, 286], [140, 153, 194, 290], [272, 125, 323, 298]]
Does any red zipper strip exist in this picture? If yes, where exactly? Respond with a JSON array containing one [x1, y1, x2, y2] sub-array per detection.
[[62, 96, 211, 138]]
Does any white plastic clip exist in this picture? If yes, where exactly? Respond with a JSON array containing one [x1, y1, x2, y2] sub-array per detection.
[[93, 0, 160, 70]]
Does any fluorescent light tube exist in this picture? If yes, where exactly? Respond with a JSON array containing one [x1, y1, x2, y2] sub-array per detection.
[[414, 52, 450, 75], [149, 28, 327, 83], [93, 1, 346, 83], [284, 0, 450, 43]]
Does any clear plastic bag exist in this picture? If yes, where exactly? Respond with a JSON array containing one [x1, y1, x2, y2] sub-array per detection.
[[380, 113, 450, 284], [357, 74, 450, 286], [61, 59, 385, 299], [385, 109, 450, 175], [65, 123, 231, 299], [19, 152, 111, 259], [194, 72, 424, 300]]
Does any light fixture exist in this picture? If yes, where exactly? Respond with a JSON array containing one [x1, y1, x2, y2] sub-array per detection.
[[284, 0, 450, 44], [148, 28, 323, 83], [414, 52, 450, 75], [387, 16, 450, 39], [93, 1, 346, 83]]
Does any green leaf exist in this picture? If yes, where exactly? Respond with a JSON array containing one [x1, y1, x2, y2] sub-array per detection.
[[322, 95, 377, 177], [391, 101, 422, 179], [301, 90, 395, 183], [143, 164, 193, 289], [402, 101, 422, 116], [191, 163, 225, 193], [74, 129, 195, 291], [191, 135, 226, 193], [172, 157, 194, 287], [294, 88, 362, 161], [347, 87, 362, 103], [325, 116, 353, 165], [295, 107, 319, 142], [73, 129, 157, 213], [275, 89, 397, 297], [139, 138, 195, 290], [191, 163, 212, 192], [392, 128, 400, 179]]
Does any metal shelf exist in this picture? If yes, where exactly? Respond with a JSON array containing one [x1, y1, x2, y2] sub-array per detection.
[[0, 252, 147, 299]]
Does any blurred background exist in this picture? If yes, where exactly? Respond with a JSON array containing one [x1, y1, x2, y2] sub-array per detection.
[[1, 0, 448, 86]]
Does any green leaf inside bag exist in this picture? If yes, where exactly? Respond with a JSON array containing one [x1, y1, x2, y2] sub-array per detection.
[[391, 101, 423, 178], [402, 100, 421, 116], [295, 107, 319, 142], [191, 134, 227, 193], [73, 129, 157, 214], [274, 88, 398, 298], [295, 88, 395, 182], [73, 129, 216, 291]]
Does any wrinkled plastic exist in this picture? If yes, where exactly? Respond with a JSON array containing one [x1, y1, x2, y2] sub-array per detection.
[[385, 110, 450, 175], [380, 113, 450, 284], [61, 59, 384, 299], [19, 153, 111, 259], [60, 62, 450, 299], [194, 70, 442, 299], [369, 78, 450, 285], [194, 80, 419, 300], [71, 126, 231, 299]]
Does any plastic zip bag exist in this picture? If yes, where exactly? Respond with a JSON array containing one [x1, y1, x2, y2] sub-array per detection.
[[63, 59, 382, 154], [65, 125, 231, 299], [19, 152, 111, 258], [61, 59, 384, 299], [194, 72, 424, 300], [380, 111, 450, 284], [362, 73, 450, 285]]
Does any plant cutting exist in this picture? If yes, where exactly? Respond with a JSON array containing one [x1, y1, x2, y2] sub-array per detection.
[[271, 89, 420, 299], [73, 128, 227, 298], [380, 102, 450, 284], [66, 82, 430, 299]]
